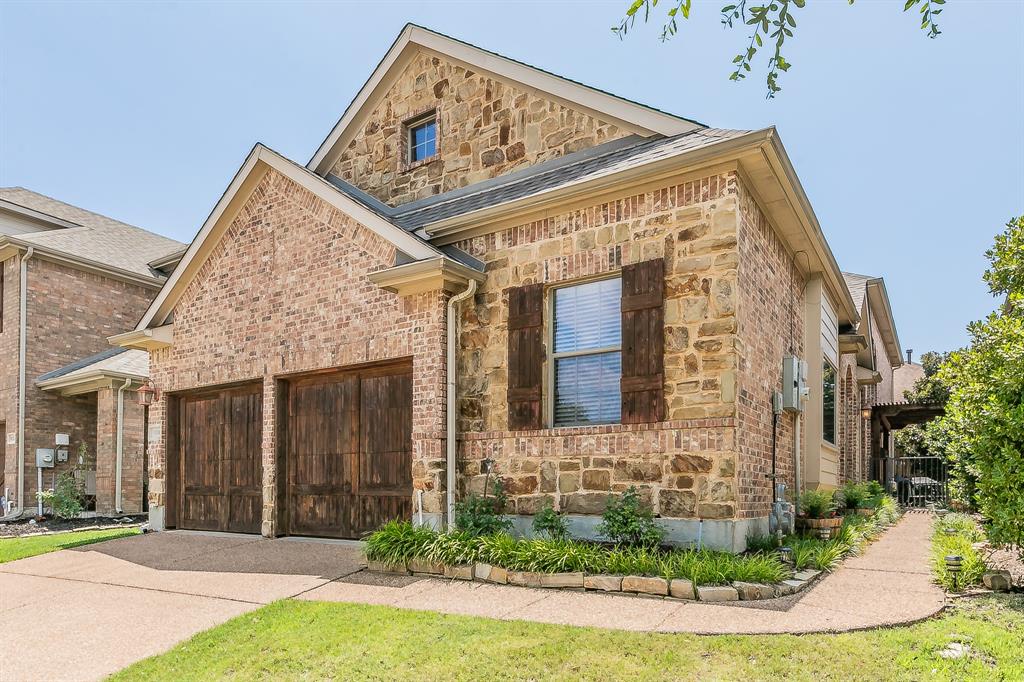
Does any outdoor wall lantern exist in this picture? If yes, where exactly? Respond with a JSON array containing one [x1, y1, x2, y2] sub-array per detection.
[[137, 379, 160, 407], [945, 554, 963, 590], [861, 406, 872, 420]]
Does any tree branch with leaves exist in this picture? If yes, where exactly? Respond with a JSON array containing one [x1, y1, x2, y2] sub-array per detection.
[[614, 0, 945, 98]]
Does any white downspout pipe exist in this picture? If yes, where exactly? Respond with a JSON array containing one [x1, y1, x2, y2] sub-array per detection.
[[115, 377, 132, 514], [445, 279, 477, 530], [12, 247, 34, 518]]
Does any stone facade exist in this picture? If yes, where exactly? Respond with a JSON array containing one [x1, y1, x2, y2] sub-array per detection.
[[451, 172, 745, 527], [330, 51, 629, 207], [0, 256, 154, 512], [144, 169, 449, 535]]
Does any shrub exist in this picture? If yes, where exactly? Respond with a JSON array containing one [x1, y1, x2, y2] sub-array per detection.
[[532, 501, 569, 540], [454, 479, 511, 537], [936, 512, 985, 542], [798, 489, 837, 519], [838, 482, 870, 510], [596, 486, 665, 547], [931, 532, 986, 591], [36, 471, 85, 520]]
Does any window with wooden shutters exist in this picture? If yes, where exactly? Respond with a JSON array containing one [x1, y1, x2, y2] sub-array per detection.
[[507, 283, 544, 430], [551, 277, 622, 426], [620, 258, 665, 423]]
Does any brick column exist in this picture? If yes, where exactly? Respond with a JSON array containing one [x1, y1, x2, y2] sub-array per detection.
[[95, 385, 146, 515], [95, 387, 116, 514]]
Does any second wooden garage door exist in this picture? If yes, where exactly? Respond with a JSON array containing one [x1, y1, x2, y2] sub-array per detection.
[[285, 362, 412, 539]]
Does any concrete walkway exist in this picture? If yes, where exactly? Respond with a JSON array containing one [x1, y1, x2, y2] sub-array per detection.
[[0, 513, 943, 681], [300, 511, 946, 634]]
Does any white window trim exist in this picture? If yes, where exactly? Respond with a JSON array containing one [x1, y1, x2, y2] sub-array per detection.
[[404, 110, 439, 168], [544, 273, 622, 428]]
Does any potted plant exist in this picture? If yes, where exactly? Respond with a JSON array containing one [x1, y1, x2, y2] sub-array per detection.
[[796, 489, 843, 538]]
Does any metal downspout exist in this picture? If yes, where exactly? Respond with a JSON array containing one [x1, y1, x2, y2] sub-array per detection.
[[446, 279, 477, 530], [115, 377, 132, 514], [12, 247, 34, 517]]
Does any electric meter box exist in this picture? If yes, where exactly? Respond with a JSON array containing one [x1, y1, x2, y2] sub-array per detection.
[[35, 448, 55, 468], [781, 356, 808, 413], [55, 433, 70, 446]]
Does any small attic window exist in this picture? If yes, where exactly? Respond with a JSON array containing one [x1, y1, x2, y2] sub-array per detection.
[[406, 112, 437, 165]]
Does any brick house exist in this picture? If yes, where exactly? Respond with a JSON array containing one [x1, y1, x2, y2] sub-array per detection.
[[0, 188, 183, 518], [116, 25, 905, 550]]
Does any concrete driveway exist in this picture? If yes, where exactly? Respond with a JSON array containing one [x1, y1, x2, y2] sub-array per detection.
[[0, 531, 366, 681]]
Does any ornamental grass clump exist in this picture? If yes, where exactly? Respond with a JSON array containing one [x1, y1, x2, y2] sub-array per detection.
[[931, 514, 987, 591], [363, 520, 437, 566]]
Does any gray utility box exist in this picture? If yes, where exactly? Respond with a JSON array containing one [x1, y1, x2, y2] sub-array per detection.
[[781, 356, 808, 413], [35, 448, 55, 468]]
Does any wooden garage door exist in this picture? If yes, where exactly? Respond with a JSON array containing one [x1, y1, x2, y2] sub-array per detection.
[[286, 363, 412, 539], [179, 384, 262, 533]]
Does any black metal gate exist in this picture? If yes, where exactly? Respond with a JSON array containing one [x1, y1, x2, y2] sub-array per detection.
[[872, 456, 949, 508]]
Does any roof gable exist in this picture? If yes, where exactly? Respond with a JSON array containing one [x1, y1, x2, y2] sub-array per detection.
[[131, 144, 446, 331], [307, 24, 702, 177]]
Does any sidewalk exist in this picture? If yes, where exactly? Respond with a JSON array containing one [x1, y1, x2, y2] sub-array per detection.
[[299, 512, 945, 634]]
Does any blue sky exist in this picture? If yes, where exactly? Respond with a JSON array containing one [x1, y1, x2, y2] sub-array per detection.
[[1, 1, 1021, 356]]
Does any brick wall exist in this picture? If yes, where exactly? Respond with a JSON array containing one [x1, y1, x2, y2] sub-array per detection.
[[1, 255, 155, 509], [96, 386, 146, 514], [146, 169, 449, 534], [330, 51, 629, 207], [734, 180, 805, 519]]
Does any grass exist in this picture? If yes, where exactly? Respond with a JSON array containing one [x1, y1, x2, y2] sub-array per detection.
[[111, 594, 1024, 681], [0, 526, 140, 564]]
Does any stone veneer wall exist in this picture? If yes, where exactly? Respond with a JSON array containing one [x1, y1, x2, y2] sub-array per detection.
[[1, 256, 154, 508], [145, 169, 450, 535], [330, 51, 629, 207], [734, 181, 804, 520], [450, 171, 743, 525]]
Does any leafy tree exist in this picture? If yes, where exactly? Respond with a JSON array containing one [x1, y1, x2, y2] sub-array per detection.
[[941, 216, 1024, 555], [894, 351, 951, 462], [614, 0, 945, 98]]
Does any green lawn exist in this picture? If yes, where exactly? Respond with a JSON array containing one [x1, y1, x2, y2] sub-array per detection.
[[113, 595, 1023, 681], [0, 527, 140, 564]]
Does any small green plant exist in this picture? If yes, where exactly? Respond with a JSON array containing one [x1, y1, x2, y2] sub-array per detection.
[[363, 520, 436, 566], [532, 501, 569, 540], [36, 470, 85, 520], [596, 486, 665, 547], [798, 489, 837, 519], [745, 533, 779, 553], [812, 540, 847, 571], [931, 514, 987, 591], [454, 477, 512, 537], [838, 482, 870, 510]]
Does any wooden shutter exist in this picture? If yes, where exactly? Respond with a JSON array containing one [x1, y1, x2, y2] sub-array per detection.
[[507, 283, 544, 430], [621, 258, 665, 423]]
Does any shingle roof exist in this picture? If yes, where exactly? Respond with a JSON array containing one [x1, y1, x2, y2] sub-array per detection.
[[0, 187, 184, 280], [843, 272, 872, 312], [327, 128, 751, 233], [36, 347, 149, 384]]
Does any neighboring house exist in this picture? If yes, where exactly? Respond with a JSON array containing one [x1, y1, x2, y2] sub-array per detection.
[[893, 351, 925, 402], [0, 188, 183, 517], [116, 25, 905, 550], [835, 272, 904, 486]]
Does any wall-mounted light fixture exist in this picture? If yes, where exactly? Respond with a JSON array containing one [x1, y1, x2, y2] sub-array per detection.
[[861, 406, 872, 420], [136, 379, 160, 407]]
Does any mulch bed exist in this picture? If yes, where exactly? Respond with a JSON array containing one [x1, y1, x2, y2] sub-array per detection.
[[0, 515, 142, 538], [984, 543, 1024, 588]]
